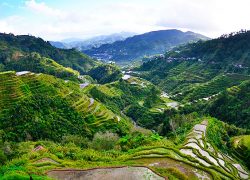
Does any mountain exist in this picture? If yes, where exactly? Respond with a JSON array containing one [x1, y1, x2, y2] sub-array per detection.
[[49, 41, 69, 49], [135, 30, 250, 101], [68, 32, 136, 51], [1, 31, 250, 180], [50, 32, 136, 50], [0, 33, 98, 74], [83, 29, 209, 62]]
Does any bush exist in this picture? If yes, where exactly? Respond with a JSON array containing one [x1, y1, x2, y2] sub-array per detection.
[[90, 131, 119, 151], [61, 135, 90, 148], [0, 150, 7, 165], [118, 132, 155, 151]]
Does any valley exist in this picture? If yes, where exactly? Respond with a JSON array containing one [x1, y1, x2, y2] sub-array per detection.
[[0, 29, 250, 180]]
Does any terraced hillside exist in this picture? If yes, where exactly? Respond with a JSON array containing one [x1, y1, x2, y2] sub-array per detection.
[[0, 71, 129, 141], [0, 71, 31, 110], [231, 135, 250, 169], [175, 73, 250, 102], [83, 74, 176, 130], [207, 80, 250, 128], [180, 120, 249, 179], [1, 118, 248, 180], [135, 31, 250, 102]]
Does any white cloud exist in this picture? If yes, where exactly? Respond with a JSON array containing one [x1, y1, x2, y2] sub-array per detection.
[[24, 0, 63, 18], [0, 16, 24, 34], [1, 0, 250, 40]]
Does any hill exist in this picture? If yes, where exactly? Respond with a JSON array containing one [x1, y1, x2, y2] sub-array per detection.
[[87, 64, 122, 84], [59, 32, 136, 51], [83, 29, 209, 62], [0, 71, 130, 142], [207, 80, 250, 128], [0, 33, 98, 74], [135, 30, 250, 102], [2, 52, 80, 81], [49, 41, 68, 49]]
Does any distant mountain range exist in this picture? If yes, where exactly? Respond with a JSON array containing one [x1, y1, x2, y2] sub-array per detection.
[[83, 29, 209, 62], [50, 32, 136, 51]]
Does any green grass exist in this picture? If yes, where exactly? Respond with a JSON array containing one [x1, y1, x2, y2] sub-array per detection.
[[0, 72, 130, 142], [241, 135, 250, 149]]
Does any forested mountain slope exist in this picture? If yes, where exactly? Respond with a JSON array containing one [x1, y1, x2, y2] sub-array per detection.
[[136, 30, 250, 101], [0, 33, 98, 74], [84, 29, 209, 62], [207, 80, 250, 128]]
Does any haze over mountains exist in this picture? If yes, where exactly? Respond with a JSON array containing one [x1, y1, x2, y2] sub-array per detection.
[[83, 29, 209, 62], [50, 32, 136, 51], [50, 29, 209, 63]]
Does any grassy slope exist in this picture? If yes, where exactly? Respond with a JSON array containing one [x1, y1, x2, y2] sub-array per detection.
[[83, 76, 174, 130], [136, 31, 250, 102], [0, 71, 130, 142], [1, 116, 248, 180]]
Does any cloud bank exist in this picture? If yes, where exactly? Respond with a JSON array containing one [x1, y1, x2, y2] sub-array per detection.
[[0, 0, 250, 40]]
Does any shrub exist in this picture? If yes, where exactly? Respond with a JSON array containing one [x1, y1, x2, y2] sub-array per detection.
[[55, 152, 64, 159], [90, 131, 119, 151], [0, 150, 7, 165], [61, 135, 90, 148]]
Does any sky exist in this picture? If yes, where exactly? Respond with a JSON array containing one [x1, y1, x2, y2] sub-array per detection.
[[1, 0, 250, 41]]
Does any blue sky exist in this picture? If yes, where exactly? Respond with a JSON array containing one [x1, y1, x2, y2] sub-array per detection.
[[1, 0, 250, 40]]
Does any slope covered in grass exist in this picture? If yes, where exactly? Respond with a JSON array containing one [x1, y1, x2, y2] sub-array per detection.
[[0, 116, 249, 180], [0, 71, 130, 142], [83, 76, 174, 130], [136, 31, 250, 102]]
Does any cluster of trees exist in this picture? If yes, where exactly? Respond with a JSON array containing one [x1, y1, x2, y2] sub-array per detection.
[[208, 80, 250, 128], [88, 64, 122, 84], [1, 94, 87, 142], [3, 52, 79, 81]]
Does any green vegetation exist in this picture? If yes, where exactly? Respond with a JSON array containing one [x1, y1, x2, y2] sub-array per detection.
[[4, 52, 80, 81], [83, 77, 173, 131], [0, 33, 98, 74], [84, 29, 208, 62], [87, 64, 122, 84], [0, 31, 250, 179], [0, 71, 130, 142], [231, 135, 250, 169], [207, 80, 250, 128], [136, 31, 250, 103]]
